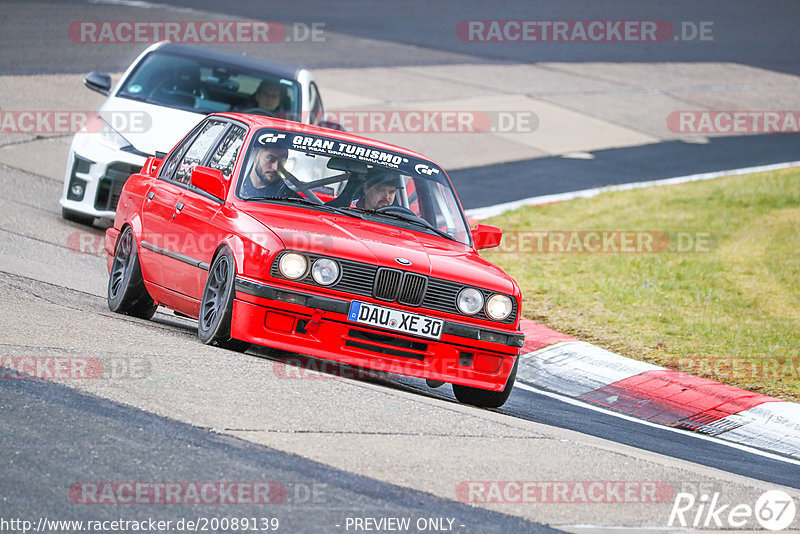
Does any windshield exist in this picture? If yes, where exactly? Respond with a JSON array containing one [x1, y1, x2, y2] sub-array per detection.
[[117, 51, 302, 116], [236, 129, 472, 245]]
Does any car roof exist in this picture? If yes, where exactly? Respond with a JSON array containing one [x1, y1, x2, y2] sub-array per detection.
[[152, 41, 303, 80], [216, 113, 438, 164]]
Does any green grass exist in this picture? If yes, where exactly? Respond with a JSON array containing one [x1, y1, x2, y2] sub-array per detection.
[[481, 167, 800, 401]]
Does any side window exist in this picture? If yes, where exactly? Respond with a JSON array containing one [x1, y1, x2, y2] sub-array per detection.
[[427, 180, 468, 243], [309, 82, 323, 125], [205, 125, 246, 180], [171, 120, 227, 184], [159, 127, 200, 182]]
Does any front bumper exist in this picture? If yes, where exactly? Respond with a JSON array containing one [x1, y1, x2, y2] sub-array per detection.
[[232, 278, 523, 391], [60, 133, 145, 219]]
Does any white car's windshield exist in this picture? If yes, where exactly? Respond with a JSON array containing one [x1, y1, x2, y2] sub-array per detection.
[[237, 129, 472, 245], [118, 51, 302, 116]]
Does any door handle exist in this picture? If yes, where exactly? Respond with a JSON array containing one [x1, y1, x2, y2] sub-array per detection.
[[147, 191, 155, 200], [172, 202, 184, 220]]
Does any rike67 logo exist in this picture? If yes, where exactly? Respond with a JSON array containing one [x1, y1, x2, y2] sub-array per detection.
[[668, 489, 797, 531]]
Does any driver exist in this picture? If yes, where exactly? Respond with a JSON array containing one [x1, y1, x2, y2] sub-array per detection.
[[252, 81, 282, 114], [352, 168, 402, 210], [240, 146, 291, 198]]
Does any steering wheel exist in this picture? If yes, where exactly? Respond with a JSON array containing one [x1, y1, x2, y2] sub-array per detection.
[[377, 205, 418, 218], [150, 80, 207, 102], [278, 171, 324, 204], [241, 108, 276, 117]]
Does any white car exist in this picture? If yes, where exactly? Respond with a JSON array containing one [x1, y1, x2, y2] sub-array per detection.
[[61, 41, 335, 224]]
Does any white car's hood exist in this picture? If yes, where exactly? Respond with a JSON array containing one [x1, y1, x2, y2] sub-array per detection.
[[98, 96, 205, 156]]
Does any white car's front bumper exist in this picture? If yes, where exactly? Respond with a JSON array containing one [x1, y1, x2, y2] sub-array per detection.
[[59, 132, 148, 220]]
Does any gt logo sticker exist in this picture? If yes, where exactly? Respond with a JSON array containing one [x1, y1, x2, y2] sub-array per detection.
[[415, 163, 440, 176], [258, 133, 286, 144]]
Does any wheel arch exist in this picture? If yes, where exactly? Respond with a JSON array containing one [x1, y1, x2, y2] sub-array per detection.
[[118, 214, 144, 248], [213, 235, 244, 276]]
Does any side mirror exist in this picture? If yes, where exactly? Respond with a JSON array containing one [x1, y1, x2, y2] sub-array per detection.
[[84, 71, 112, 96], [141, 156, 162, 178], [471, 224, 503, 250], [190, 166, 226, 201]]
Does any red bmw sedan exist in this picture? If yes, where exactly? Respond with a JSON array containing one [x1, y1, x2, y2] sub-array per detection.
[[106, 113, 523, 407]]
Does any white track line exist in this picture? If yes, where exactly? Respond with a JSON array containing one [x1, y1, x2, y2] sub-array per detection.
[[514, 382, 800, 467], [466, 160, 800, 219]]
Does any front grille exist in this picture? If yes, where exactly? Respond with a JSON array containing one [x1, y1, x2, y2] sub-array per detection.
[[94, 162, 141, 211], [372, 269, 427, 306], [270, 252, 517, 323], [397, 272, 427, 306], [373, 268, 403, 301]]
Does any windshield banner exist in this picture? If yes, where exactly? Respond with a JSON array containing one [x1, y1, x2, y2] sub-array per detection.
[[255, 130, 444, 179]]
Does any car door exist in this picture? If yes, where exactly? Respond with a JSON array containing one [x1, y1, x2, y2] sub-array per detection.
[[138, 123, 202, 288], [140, 119, 228, 300], [172, 123, 247, 304]]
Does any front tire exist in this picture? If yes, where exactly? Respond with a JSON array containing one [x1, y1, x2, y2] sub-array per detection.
[[198, 247, 249, 352], [107, 226, 157, 319], [453, 357, 518, 408]]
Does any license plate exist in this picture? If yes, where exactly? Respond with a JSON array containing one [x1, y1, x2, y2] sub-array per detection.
[[347, 301, 444, 340]]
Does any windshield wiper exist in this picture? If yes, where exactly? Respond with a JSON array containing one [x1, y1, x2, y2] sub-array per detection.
[[247, 196, 364, 219], [248, 195, 320, 204], [366, 210, 456, 241], [120, 93, 147, 102]]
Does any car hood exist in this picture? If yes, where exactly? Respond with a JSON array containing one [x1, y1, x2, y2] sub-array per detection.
[[243, 204, 517, 295], [99, 96, 204, 156]]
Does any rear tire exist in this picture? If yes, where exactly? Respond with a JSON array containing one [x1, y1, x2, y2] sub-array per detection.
[[107, 226, 157, 319], [453, 357, 518, 408], [198, 247, 250, 352], [62, 207, 96, 226]]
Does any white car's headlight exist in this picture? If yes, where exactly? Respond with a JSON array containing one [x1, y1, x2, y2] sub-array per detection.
[[98, 119, 133, 150], [486, 294, 513, 321], [278, 253, 308, 280], [457, 287, 484, 315], [311, 258, 339, 285]]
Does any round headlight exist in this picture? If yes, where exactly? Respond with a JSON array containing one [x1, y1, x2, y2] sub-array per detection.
[[486, 294, 513, 321], [457, 287, 484, 315], [278, 253, 307, 280], [311, 258, 340, 286]]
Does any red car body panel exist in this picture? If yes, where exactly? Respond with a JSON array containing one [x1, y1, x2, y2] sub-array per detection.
[[108, 114, 524, 391]]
